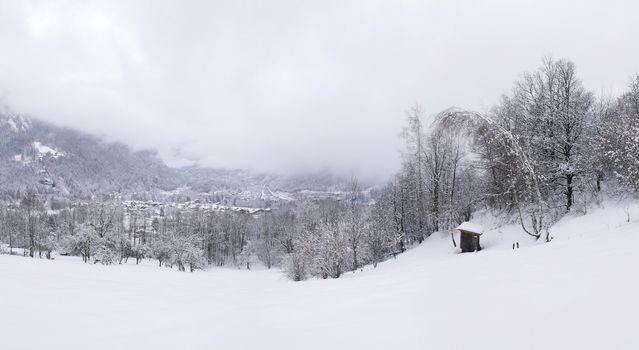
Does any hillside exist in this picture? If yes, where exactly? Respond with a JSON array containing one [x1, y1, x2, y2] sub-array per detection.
[[0, 110, 179, 200], [1, 200, 637, 349], [0, 109, 356, 203]]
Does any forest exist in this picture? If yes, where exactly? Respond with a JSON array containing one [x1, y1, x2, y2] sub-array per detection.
[[1, 57, 638, 281]]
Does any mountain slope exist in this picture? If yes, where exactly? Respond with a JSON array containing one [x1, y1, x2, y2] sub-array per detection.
[[0, 110, 180, 200], [0, 109, 358, 202]]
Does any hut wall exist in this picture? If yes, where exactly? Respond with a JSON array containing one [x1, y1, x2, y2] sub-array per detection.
[[460, 231, 481, 253]]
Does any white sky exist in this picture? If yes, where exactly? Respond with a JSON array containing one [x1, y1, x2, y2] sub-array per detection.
[[1, 0, 637, 181]]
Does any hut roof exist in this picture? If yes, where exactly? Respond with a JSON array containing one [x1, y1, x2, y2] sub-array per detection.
[[457, 222, 483, 235]]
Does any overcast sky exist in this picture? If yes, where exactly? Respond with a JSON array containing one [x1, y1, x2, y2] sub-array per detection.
[[0, 0, 637, 181]]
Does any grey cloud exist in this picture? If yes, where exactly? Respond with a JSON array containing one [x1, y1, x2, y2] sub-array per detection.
[[0, 0, 637, 182]]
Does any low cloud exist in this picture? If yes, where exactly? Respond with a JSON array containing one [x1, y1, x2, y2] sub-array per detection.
[[1, 0, 637, 182]]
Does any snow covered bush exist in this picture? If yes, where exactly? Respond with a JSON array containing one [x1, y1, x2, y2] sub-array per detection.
[[131, 244, 151, 264], [167, 233, 204, 272], [39, 233, 57, 260], [313, 221, 348, 279], [93, 243, 119, 265], [282, 252, 308, 282], [72, 224, 100, 263], [184, 248, 207, 272], [151, 239, 173, 267]]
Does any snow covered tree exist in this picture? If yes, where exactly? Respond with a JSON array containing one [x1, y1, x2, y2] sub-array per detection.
[[131, 243, 151, 264], [344, 176, 365, 269], [598, 75, 639, 192], [436, 107, 550, 241], [494, 58, 594, 212], [283, 247, 310, 281], [424, 127, 448, 234], [38, 215, 58, 259], [254, 217, 280, 269], [0, 207, 21, 255], [20, 192, 41, 257], [366, 190, 399, 267], [282, 201, 320, 281], [314, 219, 348, 279], [72, 223, 100, 263], [93, 242, 119, 265], [400, 105, 428, 240], [151, 237, 172, 267]]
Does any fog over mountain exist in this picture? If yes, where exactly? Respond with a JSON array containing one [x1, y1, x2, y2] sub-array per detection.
[[1, 1, 638, 181], [0, 109, 359, 203]]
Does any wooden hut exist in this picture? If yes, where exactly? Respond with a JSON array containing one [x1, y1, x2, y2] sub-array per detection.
[[457, 222, 483, 253]]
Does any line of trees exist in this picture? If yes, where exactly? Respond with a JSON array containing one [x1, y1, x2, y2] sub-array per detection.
[[0, 179, 400, 279], [372, 57, 639, 246]]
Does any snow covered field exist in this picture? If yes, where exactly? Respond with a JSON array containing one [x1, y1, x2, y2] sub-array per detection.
[[1, 202, 639, 350]]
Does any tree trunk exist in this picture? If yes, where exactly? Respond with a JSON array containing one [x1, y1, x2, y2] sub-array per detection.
[[566, 174, 574, 212], [433, 179, 440, 232], [352, 248, 358, 270]]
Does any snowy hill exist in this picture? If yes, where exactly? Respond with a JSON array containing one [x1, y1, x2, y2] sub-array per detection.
[[1, 201, 638, 349], [0, 111, 180, 199], [0, 110, 359, 203]]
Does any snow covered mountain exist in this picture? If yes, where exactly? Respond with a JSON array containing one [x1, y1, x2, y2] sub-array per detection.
[[0, 111, 179, 201], [0, 109, 360, 203]]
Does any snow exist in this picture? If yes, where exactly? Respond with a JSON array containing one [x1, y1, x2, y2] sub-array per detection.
[[33, 141, 64, 159], [12, 142, 65, 163], [2, 114, 32, 132], [261, 186, 294, 201], [456, 221, 483, 234], [1, 202, 639, 349], [7, 117, 17, 131]]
